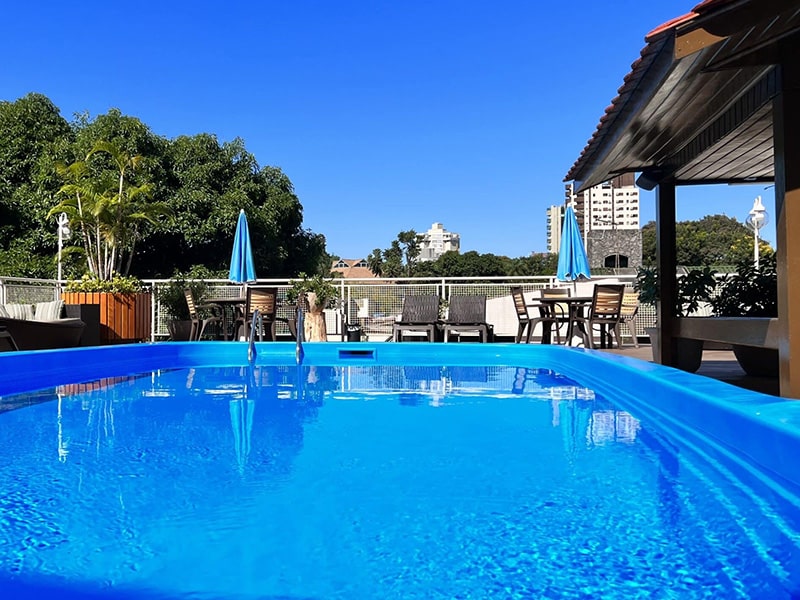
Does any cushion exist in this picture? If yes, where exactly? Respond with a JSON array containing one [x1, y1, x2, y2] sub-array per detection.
[[33, 300, 65, 322], [5, 303, 34, 320]]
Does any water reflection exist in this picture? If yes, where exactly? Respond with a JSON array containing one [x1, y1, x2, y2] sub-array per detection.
[[39, 365, 644, 483], [229, 396, 254, 472], [590, 409, 641, 445]]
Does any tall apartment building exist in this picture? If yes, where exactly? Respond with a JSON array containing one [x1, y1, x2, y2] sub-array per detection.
[[546, 204, 564, 253], [579, 173, 640, 231], [418, 222, 461, 262], [561, 174, 642, 270]]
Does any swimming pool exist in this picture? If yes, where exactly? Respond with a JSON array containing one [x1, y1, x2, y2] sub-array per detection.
[[2, 342, 800, 598]]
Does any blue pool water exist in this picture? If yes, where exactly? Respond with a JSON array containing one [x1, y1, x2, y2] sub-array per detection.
[[2, 344, 800, 598]]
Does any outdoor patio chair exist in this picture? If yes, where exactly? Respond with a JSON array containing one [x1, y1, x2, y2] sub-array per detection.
[[238, 286, 279, 341], [511, 287, 534, 343], [573, 284, 625, 349], [184, 289, 223, 341], [616, 291, 640, 347], [510, 287, 562, 344], [442, 295, 491, 342], [392, 294, 440, 342], [540, 287, 571, 341]]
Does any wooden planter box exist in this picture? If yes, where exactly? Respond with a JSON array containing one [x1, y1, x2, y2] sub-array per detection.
[[62, 292, 152, 344]]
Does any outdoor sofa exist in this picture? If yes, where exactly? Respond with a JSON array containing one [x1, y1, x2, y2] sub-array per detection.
[[0, 300, 85, 351]]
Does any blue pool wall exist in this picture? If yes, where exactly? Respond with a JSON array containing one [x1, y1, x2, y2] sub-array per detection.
[[2, 341, 800, 491]]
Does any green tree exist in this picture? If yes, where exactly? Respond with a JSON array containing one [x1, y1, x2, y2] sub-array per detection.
[[0, 94, 330, 280], [0, 93, 73, 277], [508, 253, 559, 276], [366, 248, 383, 277], [368, 231, 421, 277], [137, 134, 325, 277], [641, 214, 773, 267], [382, 240, 405, 277], [397, 230, 420, 276], [50, 140, 170, 279]]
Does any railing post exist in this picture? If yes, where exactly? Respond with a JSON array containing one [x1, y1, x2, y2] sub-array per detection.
[[150, 281, 157, 342]]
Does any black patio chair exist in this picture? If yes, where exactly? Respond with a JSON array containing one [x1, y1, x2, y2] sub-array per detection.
[[392, 294, 440, 342], [442, 295, 491, 342]]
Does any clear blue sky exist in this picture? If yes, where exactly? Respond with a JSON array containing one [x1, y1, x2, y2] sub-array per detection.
[[1, 0, 775, 258]]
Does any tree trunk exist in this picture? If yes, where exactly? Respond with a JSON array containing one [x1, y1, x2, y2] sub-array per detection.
[[304, 292, 328, 341]]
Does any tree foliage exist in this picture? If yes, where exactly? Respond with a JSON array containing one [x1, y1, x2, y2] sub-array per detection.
[[50, 140, 169, 279], [0, 94, 327, 279], [367, 229, 559, 278], [367, 230, 421, 277], [710, 254, 777, 317], [641, 214, 774, 267], [0, 93, 73, 272]]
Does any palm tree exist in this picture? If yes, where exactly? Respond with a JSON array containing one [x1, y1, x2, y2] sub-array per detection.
[[50, 140, 170, 280]]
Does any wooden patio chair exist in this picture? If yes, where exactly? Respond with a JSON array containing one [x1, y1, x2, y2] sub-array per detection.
[[616, 291, 640, 347], [510, 287, 562, 344], [540, 287, 571, 342], [573, 284, 625, 349], [183, 289, 223, 341], [237, 286, 279, 341], [392, 294, 440, 342], [442, 295, 491, 342]]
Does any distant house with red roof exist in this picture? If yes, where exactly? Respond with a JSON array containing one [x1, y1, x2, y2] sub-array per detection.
[[331, 258, 377, 279]]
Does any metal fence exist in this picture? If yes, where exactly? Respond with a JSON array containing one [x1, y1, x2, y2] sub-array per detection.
[[2, 275, 665, 342]]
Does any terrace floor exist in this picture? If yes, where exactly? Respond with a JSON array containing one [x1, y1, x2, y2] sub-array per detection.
[[602, 344, 780, 397]]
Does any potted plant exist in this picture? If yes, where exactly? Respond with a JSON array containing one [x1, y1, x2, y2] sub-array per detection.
[[287, 273, 340, 342], [156, 268, 213, 341], [710, 254, 778, 376], [634, 266, 717, 372]]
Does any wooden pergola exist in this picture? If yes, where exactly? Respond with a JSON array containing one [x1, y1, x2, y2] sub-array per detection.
[[566, 0, 800, 397]]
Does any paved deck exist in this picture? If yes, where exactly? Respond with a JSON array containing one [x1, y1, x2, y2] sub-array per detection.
[[602, 344, 780, 397]]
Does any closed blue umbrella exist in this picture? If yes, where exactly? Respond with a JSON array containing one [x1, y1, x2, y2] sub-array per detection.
[[557, 205, 591, 285], [229, 209, 257, 283]]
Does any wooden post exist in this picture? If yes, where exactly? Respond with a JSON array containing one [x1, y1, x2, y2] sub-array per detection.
[[774, 51, 800, 398], [655, 178, 678, 367]]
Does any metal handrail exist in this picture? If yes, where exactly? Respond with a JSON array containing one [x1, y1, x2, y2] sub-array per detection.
[[296, 304, 304, 364], [248, 309, 262, 364]]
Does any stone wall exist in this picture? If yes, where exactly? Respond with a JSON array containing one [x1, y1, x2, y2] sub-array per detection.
[[586, 229, 642, 270]]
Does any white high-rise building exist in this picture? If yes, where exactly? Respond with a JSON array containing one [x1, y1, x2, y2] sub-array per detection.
[[575, 173, 640, 232], [418, 222, 460, 262], [546, 205, 564, 253]]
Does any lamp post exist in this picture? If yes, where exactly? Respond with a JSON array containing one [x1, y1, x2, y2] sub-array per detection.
[[746, 195, 768, 269], [56, 212, 70, 282]]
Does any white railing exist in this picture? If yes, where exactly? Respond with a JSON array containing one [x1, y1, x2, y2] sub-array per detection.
[[1, 274, 656, 342]]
